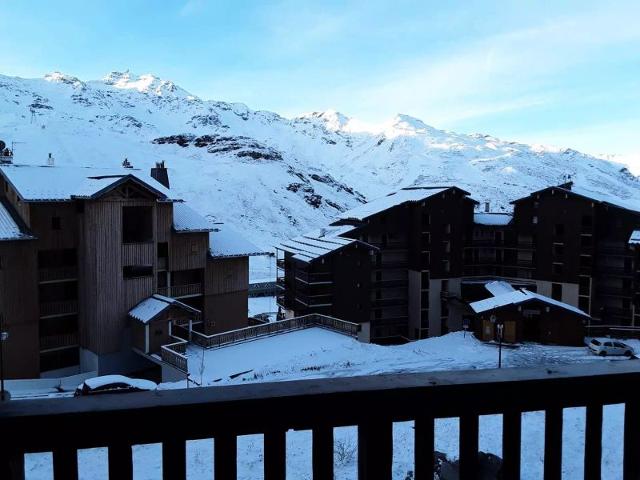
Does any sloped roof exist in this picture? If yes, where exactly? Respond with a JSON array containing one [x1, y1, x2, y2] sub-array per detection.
[[209, 224, 268, 258], [470, 289, 589, 317], [173, 202, 213, 233], [276, 226, 375, 263], [484, 280, 516, 296], [0, 164, 179, 202], [0, 198, 35, 241], [336, 186, 473, 223], [474, 212, 512, 226], [512, 183, 640, 215], [129, 294, 199, 324]]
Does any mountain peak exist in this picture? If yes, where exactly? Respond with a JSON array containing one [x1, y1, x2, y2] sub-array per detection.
[[44, 71, 85, 88], [389, 114, 430, 132], [101, 71, 194, 98], [298, 109, 352, 131]]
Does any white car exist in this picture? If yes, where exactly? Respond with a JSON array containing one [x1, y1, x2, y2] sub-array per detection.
[[588, 338, 634, 357], [75, 375, 157, 396]]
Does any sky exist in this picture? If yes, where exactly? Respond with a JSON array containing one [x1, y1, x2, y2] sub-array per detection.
[[1, 0, 639, 163]]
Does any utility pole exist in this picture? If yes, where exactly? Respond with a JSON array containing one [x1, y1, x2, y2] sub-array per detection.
[[0, 315, 7, 401]]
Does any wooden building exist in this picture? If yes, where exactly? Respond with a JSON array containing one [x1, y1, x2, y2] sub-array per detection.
[[0, 161, 264, 379], [278, 182, 640, 345]]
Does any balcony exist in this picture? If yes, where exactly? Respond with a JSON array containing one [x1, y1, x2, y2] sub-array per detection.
[[38, 267, 77, 284], [372, 297, 407, 307], [2, 362, 640, 480], [295, 293, 333, 308], [39, 300, 78, 318], [157, 283, 203, 299], [294, 271, 333, 285], [39, 332, 79, 352]]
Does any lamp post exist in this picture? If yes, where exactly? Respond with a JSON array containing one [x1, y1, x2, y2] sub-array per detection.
[[0, 319, 8, 401], [490, 314, 504, 369]]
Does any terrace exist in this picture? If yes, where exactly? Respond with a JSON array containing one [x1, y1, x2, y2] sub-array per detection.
[[1, 361, 640, 479]]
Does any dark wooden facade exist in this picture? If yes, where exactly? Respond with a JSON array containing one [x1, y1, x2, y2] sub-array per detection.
[[279, 182, 640, 345], [0, 166, 252, 379]]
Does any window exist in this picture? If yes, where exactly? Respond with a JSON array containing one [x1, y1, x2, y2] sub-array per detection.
[[444, 223, 451, 234], [553, 244, 564, 256], [578, 296, 590, 313], [0, 256, 3, 270], [579, 255, 592, 267], [122, 206, 153, 243], [441, 279, 449, 292], [123, 265, 153, 279], [421, 251, 430, 266], [581, 215, 593, 227], [51, 216, 61, 230], [157, 242, 168, 258], [554, 224, 565, 236], [443, 260, 450, 273], [421, 291, 429, 308], [581, 235, 592, 247], [40, 347, 79, 372], [551, 283, 562, 301], [532, 216, 538, 224], [552, 263, 563, 275], [421, 271, 430, 286]]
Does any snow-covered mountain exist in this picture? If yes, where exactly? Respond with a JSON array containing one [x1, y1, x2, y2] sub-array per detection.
[[1, 71, 639, 251]]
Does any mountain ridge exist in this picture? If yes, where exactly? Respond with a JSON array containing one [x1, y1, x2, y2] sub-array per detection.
[[1, 71, 638, 256]]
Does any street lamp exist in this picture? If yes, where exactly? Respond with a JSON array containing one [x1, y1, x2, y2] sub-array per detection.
[[1, 326, 8, 401], [490, 314, 504, 369]]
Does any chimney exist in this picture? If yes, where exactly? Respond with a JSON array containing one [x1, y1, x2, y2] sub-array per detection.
[[484, 201, 490, 213], [47, 153, 54, 166], [151, 161, 170, 189]]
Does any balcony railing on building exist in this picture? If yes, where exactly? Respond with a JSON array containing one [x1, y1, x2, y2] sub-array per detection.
[[39, 332, 79, 352], [157, 283, 203, 299], [38, 266, 78, 284], [39, 300, 78, 318]]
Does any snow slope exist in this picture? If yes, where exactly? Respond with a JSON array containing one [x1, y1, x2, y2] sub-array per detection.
[[2, 70, 640, 255]]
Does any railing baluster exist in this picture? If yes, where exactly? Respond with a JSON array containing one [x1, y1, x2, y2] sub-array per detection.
[[108, 443, 133, 480], [624, 401, 640, 480], [53, 448, 78, 480], [358, 420, 392, 480], [459, 414, 479, 479], [162, 438, 186, 480], [584, 404, 602, 480], [312, 426, 333, 480], [0, 450, 24, 480], [502, 410, 521, 479], [264, 429, 286, 480], [544, 407, 563, 480], [414, 415, 434, 480], [215, 433, 237, 479]]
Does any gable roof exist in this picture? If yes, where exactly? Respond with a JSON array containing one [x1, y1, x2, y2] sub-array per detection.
[[470, 288, 589, 317], [129, 294, 199, 324], [172, 202, 213, 233], [276, 225, 376, 263], [511, 183, 640, 215], [0, 197, 35, 241], [0, 164, 179, 202], [209, 224, 268, 258], [335, 186, 475, 223]]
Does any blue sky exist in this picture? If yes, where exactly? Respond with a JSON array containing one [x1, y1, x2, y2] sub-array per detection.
[[2, 0, 639, 161]]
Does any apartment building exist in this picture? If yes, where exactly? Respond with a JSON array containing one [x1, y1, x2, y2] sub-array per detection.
[[0, 161, 262, 379]]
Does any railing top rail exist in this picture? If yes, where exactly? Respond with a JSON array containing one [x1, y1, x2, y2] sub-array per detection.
[[2, 361, 640, 452]]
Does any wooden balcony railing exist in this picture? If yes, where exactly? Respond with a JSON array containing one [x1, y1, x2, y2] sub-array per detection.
[[160, 337, 188, 373], [156, 284, 203, 299], [38, 266, 78, 283], [39, 332, 79, 352], [39, 300, 78, 318], [2, 362, 640, 479], [191, 314, 360, 349]]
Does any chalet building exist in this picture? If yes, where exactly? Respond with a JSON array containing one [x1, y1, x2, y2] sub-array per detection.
[[277, 186, 479, 342], [278, 182, 640, 344], [0, 161, 263, 379]]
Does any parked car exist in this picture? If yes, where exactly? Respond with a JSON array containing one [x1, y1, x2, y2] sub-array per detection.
[[588, 338, 634, 357], [75, 375, 157, 396]]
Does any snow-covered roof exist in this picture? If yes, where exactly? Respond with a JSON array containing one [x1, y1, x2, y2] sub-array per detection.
[[470, 289, 589, 317], [336, 186, 466, 222], [209, 224, 268, 258], [513, 183, 640, 215], [277, 225, 375, 263], [0, 198, 34, 241], [474, 212, 513, 226], [172, 202, 213, 233], [629, 230, 640, 245], [129, 294, 198, 324], [0, 164, 179, 202], [484, 280, 516, 296]]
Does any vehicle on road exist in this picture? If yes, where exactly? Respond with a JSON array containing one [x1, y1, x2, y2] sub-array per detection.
[[588, 338, 634, 357]]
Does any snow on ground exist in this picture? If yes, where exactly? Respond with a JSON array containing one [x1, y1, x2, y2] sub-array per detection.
[[248, 295, 278, 319], [23, 332, 634, 479]]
